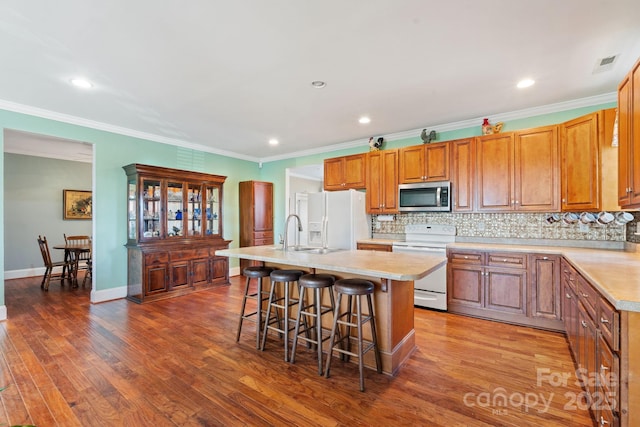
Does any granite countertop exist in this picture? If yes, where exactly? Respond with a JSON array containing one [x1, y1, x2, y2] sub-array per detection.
[[216, 245, 445, 281], [448, 242, 640, 312]]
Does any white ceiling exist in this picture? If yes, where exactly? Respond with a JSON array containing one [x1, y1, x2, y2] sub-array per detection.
[[2, 1, 640, 163]]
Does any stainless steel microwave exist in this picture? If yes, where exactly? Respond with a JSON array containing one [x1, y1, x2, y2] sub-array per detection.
[[398, 181, 451, 212]]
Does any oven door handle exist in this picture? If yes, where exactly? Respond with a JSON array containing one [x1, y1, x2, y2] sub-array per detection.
[[392, 246, 446, 254]]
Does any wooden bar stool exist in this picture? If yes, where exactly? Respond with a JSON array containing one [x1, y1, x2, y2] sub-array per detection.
[[324, 278, 382, 391], [290, 273, 339, 375], [236, 266, 275, 349], [261, 269, 305, 361]]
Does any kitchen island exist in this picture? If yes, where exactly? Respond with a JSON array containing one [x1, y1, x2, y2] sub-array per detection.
[[215, 245, 446, 375]]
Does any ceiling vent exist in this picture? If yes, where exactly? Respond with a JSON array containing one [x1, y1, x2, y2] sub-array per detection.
[[593, 55, 618, 74]]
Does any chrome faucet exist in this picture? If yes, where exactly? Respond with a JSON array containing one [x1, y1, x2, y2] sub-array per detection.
[[283, 214, 303, 251]]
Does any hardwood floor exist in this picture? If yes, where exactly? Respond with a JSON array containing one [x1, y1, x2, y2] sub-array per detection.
[[0, 275, 593, 426]]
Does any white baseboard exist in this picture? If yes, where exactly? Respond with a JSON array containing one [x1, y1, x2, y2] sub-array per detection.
[[5, 267, 49, 280], [91, 286, 127, 303], [230, 266, 240, 277], [0, 305, 6, 321]]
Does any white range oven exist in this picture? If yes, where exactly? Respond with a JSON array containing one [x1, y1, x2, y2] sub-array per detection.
[[391, 224, 456, 310]]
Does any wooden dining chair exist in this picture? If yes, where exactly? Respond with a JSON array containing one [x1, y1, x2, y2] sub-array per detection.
[[64, 234, 92, 285], [37, 235, 71, 291]]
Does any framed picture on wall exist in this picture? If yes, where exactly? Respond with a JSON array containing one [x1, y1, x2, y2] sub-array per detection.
[[63, 189, 92, 220]]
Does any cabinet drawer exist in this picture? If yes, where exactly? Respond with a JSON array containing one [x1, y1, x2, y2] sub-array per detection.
[[561, 258, 578, 292], [145, 252, 169, 264], [253, 231, 273, 240], [598, 297, 620, 351], [357, 242, 393, 252], [487, 252, 527, 269], [577, 276, 598, 321], [254, 239, 273, 246], [448, 250, 483, 264]]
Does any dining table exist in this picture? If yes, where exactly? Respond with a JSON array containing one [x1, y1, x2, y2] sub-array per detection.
[[52, 243, 91, 286]]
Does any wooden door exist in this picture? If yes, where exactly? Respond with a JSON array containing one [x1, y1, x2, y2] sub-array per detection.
[[381, 149, 399, 213], [366, 151, 383, 213], [561, 112, 600, 211], [530, 254, 561, 321], [210, 256, 228, 284], [515, 125, 560, 211], [618, 74, 632, 206], [448, 264, 484, 309], [399, 145, 425, 183], [253, 181, 273, 232], [476, 133, 514, 211], [631, 60, 640, 206], [451, 138, 475, 212], [562, 282, 578, 352], [577, 308, 597, 401], [145, 264, 168, 295], [485, 267, 527, 315], [323, 157, 344, 190], [191, 258, 210, 286], [425, 142, 449, 181], [170, 261, 190, 289]]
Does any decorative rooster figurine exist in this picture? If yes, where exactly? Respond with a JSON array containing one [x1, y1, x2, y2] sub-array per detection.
[[420, 129, 437, 144], [369, 137, 384, 151]]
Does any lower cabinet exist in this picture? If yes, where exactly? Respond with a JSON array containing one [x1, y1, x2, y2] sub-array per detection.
[[561, 257, 621, 426], [447, 249, 563, 330], [127, 241, 230, 303]]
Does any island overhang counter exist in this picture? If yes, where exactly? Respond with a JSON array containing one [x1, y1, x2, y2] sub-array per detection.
[[215, 245, 446, 375]]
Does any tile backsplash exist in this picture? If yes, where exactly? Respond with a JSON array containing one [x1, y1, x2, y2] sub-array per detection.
[[372, 212, 640, 244]]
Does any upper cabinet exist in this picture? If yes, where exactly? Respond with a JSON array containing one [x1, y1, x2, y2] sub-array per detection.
[[450, 138, 475, 212], [560, 109, 617, 212], [323, 153, 367, 191], [366, 149, 399, 214], [476, 126, 559, 212], [399, 141, 450, 183], [124, 163, 226, 244], [618, 57, 640, 208]]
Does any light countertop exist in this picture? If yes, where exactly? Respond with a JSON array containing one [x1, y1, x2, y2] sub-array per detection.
[[216, 245, 445, 282]]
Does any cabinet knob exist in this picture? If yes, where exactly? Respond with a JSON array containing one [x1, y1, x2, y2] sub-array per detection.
[[565, 293, 571, 299], [581, 293, 589, 298], [542, 256, 548, 260], [600, 317, 609, 324], [600, 416, 609, 426], [600, 364, 609, 372], [581, 320, 587, 328], [503, 259, 507, 262]]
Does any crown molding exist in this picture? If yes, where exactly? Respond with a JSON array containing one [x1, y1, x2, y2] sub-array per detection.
[[1, 92, 616, 165]]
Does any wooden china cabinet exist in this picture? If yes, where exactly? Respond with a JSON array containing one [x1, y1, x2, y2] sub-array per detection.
[[123, 164, 230, 303], [239, 180, 273, 272]]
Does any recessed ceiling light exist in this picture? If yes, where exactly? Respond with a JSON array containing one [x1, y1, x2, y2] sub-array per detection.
[[268, 138, 279, 146], [70, 78, 93, 89], [358, 116, 371, 124], [311, 80, 326, 89], [517, 78, 535, 89]]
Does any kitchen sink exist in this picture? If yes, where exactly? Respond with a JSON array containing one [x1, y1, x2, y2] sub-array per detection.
[[268, 245, 341, 254]]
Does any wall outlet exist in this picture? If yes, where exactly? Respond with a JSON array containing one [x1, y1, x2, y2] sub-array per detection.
[[579, 222, 589, 233], [477, 222, 485, 231], [375, 221, 381, 229]]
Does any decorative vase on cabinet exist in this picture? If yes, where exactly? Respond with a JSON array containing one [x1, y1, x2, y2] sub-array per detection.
[[123, 163, 231, 303]]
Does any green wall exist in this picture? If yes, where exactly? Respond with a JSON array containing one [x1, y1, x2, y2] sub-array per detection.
[[0, 100, 616, 313]]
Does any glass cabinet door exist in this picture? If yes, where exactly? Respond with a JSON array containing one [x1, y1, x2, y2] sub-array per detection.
[[166, 181, 185, 238], [187, 183, 203, 237], [127, 179, 137, 241], [205, 185, 220, 236], [142, 178, 162, 239]]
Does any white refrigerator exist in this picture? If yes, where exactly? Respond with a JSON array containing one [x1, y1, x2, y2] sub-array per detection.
[[306, 190, 370, 250]]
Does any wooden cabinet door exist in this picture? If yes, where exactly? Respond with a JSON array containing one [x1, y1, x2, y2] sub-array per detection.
[[381, 149, 399, 213], [323, 157, 344, 190], [448, 264, 484, 308], [211, 256, 228, 284], [618, 73, 632, 206], [562, 282, 579, 352], [560, 112, 600, 211], [578, 308, 598, 400], [530, 254, 561, 321], [324, 154, 366, 190], [253, 181, 273, 232], [145, 264, 168, 295], [425, 142, 449, 181], [366, 149, 398, 214], [451, 138, 475, 212], [515, 125, 560, 211], [485, 267, 527, 315], [170, 261, 190, 289], [191, 258, 210, 286], [399, 145, 425, 183], [631, 60, 640, 206], [477, 133, 514, 211]]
